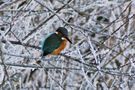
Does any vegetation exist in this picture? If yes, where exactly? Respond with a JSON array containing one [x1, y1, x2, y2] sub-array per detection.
[[0, 0, 135, 89]]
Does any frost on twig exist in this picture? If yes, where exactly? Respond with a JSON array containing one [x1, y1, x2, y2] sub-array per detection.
[[0, 0, 135, 90]]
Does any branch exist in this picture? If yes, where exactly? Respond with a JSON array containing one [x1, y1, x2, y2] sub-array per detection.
[[22, 0, 73, 41], [1, 39, 40, 49]]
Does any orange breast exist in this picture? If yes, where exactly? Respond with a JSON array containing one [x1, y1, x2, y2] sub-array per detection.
[[51, 40, 67, 55]]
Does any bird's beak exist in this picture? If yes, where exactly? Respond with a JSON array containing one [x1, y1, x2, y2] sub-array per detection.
[[65, 36, 72, 44]]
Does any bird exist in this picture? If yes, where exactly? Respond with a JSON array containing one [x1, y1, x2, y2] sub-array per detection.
[[41, 27, 72, 56]]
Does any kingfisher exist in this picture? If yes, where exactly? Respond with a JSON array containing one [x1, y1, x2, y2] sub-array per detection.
[[41, 27, 72, 56]]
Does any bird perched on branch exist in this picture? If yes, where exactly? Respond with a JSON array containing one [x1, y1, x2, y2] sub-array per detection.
[[41, 27, 72, 56]]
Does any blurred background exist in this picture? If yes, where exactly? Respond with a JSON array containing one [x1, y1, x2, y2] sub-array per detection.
[[0, 0, 135, 90]]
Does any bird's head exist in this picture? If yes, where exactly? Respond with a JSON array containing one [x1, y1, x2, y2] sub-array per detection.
[[56, 27, 72, 44]]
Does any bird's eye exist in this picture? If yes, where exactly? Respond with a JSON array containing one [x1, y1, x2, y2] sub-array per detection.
[[61, 37, 65, 40], [55, 32, 58, 34]]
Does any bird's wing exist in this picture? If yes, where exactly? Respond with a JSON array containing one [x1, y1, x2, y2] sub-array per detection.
[[42, 33, 62, 55]]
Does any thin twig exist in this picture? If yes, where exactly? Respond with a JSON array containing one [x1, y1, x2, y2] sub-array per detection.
[[22, 0, 73, 41]]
